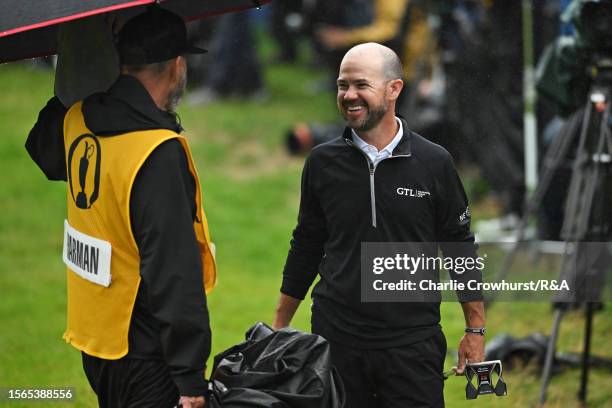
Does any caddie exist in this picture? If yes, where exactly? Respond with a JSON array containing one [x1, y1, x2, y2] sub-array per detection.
[[26, 6, 215, 408]]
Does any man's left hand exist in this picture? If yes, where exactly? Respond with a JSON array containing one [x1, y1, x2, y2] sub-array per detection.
[[454, 333, 485, 375]]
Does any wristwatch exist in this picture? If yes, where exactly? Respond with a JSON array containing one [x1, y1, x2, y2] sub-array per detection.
[[465, 327, 486, 336]]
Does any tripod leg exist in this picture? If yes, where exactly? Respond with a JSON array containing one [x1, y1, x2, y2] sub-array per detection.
[[578, 303, 595, 403], [539, 309, 564, 405], [488, 109, 586, 305]]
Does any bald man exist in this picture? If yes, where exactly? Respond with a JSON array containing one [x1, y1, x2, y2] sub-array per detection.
[[272, 43, 486, 407]]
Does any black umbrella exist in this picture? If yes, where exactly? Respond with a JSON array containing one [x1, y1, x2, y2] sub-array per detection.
[[0, 0, 270, 64]]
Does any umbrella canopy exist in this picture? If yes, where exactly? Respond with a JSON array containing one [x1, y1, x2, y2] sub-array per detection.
[[0, 0, 271, 64]]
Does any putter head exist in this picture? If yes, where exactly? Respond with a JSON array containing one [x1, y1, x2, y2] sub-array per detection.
[[465, 360, 507, 399]]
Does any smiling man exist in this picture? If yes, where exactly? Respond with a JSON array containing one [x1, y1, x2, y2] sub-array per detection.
[[273, 43, 486, 408]]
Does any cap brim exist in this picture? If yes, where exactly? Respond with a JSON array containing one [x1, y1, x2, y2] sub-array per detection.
[[186, 45, 207, 54]]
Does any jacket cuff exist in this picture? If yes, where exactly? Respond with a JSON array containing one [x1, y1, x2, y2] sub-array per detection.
[[456, 290, 484, 303], [172, 371, 209, 397], [280, 275, 311, 300]]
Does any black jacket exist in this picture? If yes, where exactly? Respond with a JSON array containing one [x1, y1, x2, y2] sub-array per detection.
[[281, 119, 483, 349], [25, 75, 210, 396]]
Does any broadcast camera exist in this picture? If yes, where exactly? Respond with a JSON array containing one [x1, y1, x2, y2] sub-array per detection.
[[575, 0, 612, 53], [537, 0, 612, 116]]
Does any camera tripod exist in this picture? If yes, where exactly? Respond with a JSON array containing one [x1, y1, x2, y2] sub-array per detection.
[[490, 56, 612, 406]]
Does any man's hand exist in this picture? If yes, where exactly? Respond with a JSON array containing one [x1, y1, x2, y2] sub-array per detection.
[[454, 301, 486, 375], [455, 333, 485, 375], [178, 396, 206, 408]]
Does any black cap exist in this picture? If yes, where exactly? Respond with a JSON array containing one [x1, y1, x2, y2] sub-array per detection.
[[117, 5, 206, 65]]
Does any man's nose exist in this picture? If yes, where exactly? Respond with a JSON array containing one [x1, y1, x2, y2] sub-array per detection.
[[343, 86, 357, 100]]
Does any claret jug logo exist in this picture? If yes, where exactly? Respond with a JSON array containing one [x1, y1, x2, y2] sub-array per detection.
[[67, 134, 101, 209]]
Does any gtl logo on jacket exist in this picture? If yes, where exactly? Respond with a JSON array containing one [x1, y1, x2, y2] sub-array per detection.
[[396, 187, 431, 198]]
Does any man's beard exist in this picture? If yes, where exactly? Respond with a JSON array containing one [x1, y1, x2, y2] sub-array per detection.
[[166, 70, 187, 112], [342, 99, 388, 132]]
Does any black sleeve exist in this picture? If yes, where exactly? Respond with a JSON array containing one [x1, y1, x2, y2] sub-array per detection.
[[25, 96, 68, 181], [281, 155, 328, 300], [435, 153, 483, 302], [130, 139, 210, 396]]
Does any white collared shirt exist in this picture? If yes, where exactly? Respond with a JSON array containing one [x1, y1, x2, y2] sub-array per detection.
[[352, 117, 403, 168]]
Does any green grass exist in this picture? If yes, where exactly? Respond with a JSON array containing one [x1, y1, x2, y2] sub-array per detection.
[[1, 57, 611, 408]]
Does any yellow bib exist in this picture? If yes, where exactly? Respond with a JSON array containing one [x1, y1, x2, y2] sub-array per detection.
[[62, 101, 216, 359]]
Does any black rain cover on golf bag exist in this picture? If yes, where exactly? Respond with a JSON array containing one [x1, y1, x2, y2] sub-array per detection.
[[207, 322, 345, 408]]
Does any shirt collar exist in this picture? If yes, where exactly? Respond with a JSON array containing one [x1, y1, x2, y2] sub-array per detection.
[[351, 117, 403, 155]]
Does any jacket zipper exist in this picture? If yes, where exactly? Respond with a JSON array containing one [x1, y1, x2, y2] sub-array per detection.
[[345, 139, 411, 228], [369, 165, 377, 228]]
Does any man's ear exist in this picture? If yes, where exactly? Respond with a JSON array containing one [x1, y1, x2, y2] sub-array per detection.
[[169, 56, 182, 80], [388, 79, 404, 101]]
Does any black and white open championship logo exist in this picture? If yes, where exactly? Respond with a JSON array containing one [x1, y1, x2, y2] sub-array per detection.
[[67, 134, 101, 209]]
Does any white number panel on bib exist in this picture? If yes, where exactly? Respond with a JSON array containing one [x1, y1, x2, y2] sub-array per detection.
[[62, 220, 112, 287]]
